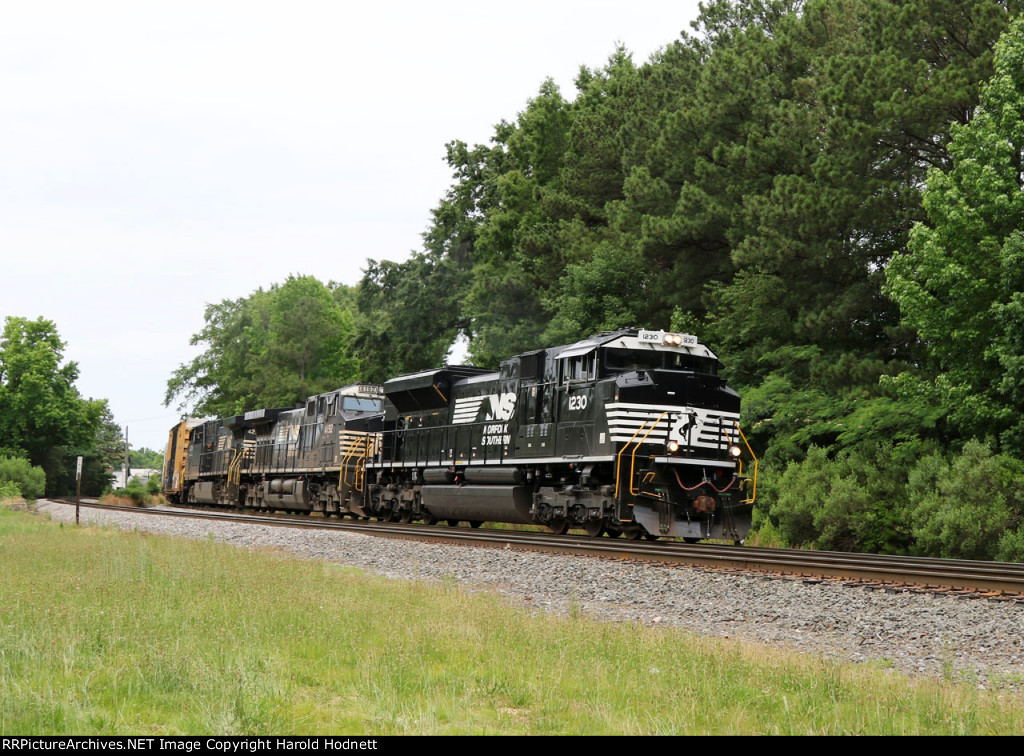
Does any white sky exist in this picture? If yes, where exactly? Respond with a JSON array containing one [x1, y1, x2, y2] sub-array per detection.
[[0, 0, 704, 452]]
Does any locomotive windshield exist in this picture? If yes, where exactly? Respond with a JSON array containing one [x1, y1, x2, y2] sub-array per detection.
[[604, 348, 719, 376], [341, 397, 383, 412]]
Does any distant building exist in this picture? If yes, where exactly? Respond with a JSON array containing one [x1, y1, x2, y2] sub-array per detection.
[[111, 468, 160, 490]]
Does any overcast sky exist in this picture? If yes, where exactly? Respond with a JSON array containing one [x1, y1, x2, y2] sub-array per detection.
[[0, 0, 704, 452]]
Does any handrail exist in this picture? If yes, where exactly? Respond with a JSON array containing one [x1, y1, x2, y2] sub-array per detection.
[[353, 433, 377, 493], [614, 422, 649, 499], [614, 411, 668, 499], [733, 421, 758, 504], [629, 412, 668, 495], [227, 447, 242, 487], [339, 435, 360, 489]]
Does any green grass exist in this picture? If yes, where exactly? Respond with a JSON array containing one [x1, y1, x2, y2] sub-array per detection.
[[1, 505, 1023, 735]]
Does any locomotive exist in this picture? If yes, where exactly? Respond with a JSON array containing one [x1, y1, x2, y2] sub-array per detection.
[[162, 328, 756, 541]]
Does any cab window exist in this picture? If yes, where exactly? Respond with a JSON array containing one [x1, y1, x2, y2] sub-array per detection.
[[341, 397, 383, 412]]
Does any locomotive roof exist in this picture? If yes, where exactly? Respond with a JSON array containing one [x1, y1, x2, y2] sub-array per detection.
[[240, 407, 292, 426], [552, 328, 719, 361]]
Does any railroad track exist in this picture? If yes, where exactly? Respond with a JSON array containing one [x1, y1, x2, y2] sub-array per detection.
[[47, 498, 1024, 599]]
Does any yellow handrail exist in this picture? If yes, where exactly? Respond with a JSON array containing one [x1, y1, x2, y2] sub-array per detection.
[[227, 447, 242, 487], [339, 435, 359, 488], [614, 411, 667, 499], [353, 433, 379, 493], [614, 422, 648, 499], [733, 422, 758, 504], [629, 412, 667, 496]]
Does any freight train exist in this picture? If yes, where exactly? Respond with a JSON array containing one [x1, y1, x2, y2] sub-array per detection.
[[162, 328, 756, 541]]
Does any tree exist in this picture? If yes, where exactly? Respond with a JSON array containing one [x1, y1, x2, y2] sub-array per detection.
[[257, 275, 359, 405], [885, 15, 1024, 447], [127, 446, 163, 470], [165, 276, 361, 415], [907, 441, 1024, 561], [0, 316, 106, 493], [47, 403, 122, 496], [352, 251, 468, 380]]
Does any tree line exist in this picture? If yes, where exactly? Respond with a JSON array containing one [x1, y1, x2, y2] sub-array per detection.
[[164, 0, 1024, 559]]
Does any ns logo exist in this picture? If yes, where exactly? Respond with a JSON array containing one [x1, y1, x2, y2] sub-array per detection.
[[486, 392, 516, 422], [669, 409, 704, 446]]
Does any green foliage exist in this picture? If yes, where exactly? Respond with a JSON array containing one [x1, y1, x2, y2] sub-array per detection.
[[0, 316, 107, 495], [367, 0, 1021, 440], [165, 275, 361, 415], [68, 406, 121, 497], [128, 447, 163, 470], [886, 14, 1024, 448], [0, 455, 46, 500], [907, 441, 1024, 561], [759, 438, 1024, 560], [353, 252, 470, 379], [115, 477, 152, 506], [761, 445, 913, 553]]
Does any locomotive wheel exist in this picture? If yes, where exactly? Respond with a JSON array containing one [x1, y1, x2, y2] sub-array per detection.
[[584, 520, 605, 538], [546, 518, 569, 535], [622, 524, 644, 541], [469, 520, 483, 529], [423, 514, 438, 526], [643, 532, 660, 541], [399, 509, 413, 524], [605, 526, 623, 538], [446, 519, 460, 527], [683, 537, 701, 544]]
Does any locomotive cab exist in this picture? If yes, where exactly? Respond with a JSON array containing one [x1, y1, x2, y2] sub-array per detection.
[[593, 330, 751, 540]]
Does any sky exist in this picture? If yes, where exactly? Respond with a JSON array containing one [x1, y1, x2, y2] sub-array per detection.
[[0, 0, 705, 453]]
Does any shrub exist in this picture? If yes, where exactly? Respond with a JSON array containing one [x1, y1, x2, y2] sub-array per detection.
[[761, 444, 913, 554], [114, 476, 152, 506], [0, 455, 47, 500], [0, 480, 22, 499], [907, 440, 1024, 561]]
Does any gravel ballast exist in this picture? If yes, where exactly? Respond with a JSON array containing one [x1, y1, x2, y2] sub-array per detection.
[[36, 500, 1024, 691]]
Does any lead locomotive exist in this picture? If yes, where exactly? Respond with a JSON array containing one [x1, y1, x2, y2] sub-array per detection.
[[163, 328, 755, 541]]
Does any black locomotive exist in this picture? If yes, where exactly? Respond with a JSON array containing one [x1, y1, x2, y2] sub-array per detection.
[[162, 328, 756, 541]]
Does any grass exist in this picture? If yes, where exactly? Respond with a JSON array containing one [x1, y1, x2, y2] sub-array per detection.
[[1, 504, 1023, 735]]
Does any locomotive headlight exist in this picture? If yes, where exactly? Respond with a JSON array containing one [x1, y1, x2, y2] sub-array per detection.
[[666, 440, 680, 453], [728, 445, 742, 458]]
